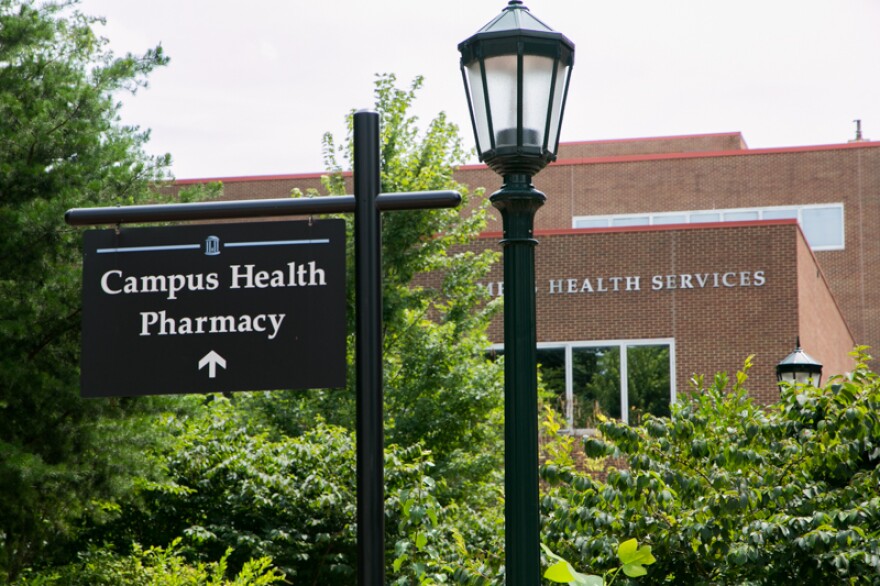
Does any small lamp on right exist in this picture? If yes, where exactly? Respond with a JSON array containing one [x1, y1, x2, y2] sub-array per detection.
[[776, 337, 823, 385]]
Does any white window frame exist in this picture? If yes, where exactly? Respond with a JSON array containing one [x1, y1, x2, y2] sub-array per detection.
[[490, 338, 676, 432], [572, 203, 845, 251]]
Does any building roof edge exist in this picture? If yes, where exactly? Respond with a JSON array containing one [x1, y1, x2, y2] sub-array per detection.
[[476, 218, 799, 239], [546, 140, 880, 168]]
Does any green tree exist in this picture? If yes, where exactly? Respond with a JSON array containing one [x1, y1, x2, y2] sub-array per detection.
[[250, 74, 504, 488], [0, 0, 173, 580]]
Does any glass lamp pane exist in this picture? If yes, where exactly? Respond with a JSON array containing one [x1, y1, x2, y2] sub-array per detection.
[[465, 62, 491, 155], [482, 55, 519, 148], [778, 371, 795, 383], [546, 63, 569, 151], [521, 54, 556, 148], [778, 370, 818, 385]]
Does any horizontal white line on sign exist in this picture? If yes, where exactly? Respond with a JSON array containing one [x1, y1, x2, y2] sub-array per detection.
[[223, 239, 330, 248], [97, 244, 200, 254]]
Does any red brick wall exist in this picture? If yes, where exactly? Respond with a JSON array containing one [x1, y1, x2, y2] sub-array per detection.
[[796, 232, 857, 380], [469, 222, 849, 404]]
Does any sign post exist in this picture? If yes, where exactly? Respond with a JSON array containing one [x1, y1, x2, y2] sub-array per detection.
[[353, 111, 384, 586]]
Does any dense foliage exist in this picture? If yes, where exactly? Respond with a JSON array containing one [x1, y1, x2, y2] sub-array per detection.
[[542, 351, 880, 584], [81, 397, 438, 583]]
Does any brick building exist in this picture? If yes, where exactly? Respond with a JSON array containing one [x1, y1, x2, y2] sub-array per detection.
[[175, 132, 878, 429]]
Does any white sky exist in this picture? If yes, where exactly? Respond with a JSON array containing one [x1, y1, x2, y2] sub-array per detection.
[[76, 0, 880, 180]]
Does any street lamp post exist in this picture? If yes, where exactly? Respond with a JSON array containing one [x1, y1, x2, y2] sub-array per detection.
[[776, 337, 823, 386], [458, 2, 574, 583]]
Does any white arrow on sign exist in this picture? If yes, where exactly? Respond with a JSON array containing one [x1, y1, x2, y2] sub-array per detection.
[[198, 350, 227, 379]]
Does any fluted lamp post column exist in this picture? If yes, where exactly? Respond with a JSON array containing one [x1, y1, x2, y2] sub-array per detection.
[[458, 2, 575, 583]]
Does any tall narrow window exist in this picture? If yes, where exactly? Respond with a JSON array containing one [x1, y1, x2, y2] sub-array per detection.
[[625, 344, 672, 425], [572, 346, 620, 427], [536, 347, 567, 421]]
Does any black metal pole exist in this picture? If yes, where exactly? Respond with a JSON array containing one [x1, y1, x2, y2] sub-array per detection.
[[491, 173, 545, 586], [354, 110, 384, 586], [64, 191, 460, 226]]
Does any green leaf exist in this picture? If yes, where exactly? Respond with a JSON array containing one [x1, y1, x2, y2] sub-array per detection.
[[617, 539, 656, 566], [616, 539, 656, 579], [542, 545, 605, 586], [544, 560, 576, 583], [617, 538, 638, 562], [622, 563, 648, 578], [415, 532, 428, 551], [393, 554, 408, 573]]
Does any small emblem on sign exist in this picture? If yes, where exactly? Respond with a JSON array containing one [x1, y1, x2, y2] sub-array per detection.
[[205, 236, 220, 256]]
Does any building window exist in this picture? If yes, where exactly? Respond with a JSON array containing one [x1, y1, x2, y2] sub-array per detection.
[[611, 216, 649, 227], [491, 339, 676, 431], [801, 206, 844, 249], [572, 203, 845, 251]]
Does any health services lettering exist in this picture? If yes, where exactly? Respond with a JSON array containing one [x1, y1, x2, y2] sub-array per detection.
[[478, 269, 767, 298]]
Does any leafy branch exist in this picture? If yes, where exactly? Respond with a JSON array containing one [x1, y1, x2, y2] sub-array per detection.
[[543, 538, 656, 585]]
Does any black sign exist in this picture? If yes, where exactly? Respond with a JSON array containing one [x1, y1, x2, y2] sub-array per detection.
[[80, 220, 346, 397]]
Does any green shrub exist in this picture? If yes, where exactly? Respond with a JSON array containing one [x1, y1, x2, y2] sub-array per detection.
[[13, 538, 284, 585], [542, 351, 880, 584]]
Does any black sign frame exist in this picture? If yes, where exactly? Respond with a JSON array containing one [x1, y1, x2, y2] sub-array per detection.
[[80, 219, 346, 397]]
